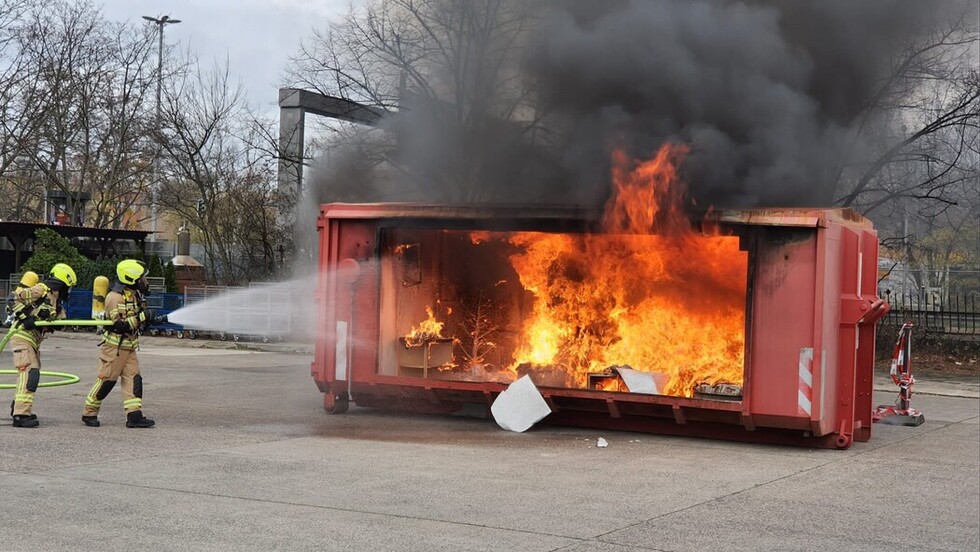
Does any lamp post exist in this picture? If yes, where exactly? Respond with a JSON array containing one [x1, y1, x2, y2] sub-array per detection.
[[142, 14, 181, 244]]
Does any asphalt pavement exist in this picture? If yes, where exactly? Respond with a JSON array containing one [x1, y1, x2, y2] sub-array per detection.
[[1, 334, 977, 552]]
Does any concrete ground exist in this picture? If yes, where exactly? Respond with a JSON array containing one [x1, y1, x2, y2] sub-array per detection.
[[1, 334, 977, 552]]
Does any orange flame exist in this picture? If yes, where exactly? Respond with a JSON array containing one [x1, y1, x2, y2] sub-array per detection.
[[506, 144, 747, 396], [404, 306, 446, 347]]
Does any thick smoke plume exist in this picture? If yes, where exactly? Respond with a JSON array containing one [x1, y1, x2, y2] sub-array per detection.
[[527, 0, 929, 208], [306, 0, 939, 211]]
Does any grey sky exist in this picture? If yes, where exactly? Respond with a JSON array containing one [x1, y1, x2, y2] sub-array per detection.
[[100, 0, 350, 112]]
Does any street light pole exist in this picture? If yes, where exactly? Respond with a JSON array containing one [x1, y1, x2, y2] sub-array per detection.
[[142, 14, 181, 244]]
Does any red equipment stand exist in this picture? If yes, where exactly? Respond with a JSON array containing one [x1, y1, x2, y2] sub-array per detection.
[[873, 322, 925, 426]]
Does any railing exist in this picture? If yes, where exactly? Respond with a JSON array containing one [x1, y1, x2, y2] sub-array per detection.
[[880, 292, 980, 336], [182, 284, 292, 339]]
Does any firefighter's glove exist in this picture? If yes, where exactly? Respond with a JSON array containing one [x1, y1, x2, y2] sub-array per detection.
[[112, 320, 132, 334], [36, 309, 50, 320], [138, 309, 156, 326], [19, 317, 36, 330]]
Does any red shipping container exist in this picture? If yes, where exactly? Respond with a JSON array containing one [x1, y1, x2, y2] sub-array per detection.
[[311, 204, 887, 449]]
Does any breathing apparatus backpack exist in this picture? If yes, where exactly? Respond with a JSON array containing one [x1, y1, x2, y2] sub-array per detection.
[[5, 286, 57, 329], [5, 272, 42, 327], [3, 291, 16, 327]]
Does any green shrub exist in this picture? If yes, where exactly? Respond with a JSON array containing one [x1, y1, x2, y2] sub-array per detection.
[[148, 255, 164, 278], [21, 229, 93, 288], [164, 261, 178, 293], [77, 257, 122, 289]]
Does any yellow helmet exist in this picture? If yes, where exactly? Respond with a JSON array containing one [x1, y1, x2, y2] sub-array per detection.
[[49, 263, 77, 288], [19, 271, 39, 287], [116, 259, 147, 286]]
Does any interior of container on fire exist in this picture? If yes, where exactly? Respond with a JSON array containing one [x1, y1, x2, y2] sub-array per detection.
[[376, 226, 749, 400]]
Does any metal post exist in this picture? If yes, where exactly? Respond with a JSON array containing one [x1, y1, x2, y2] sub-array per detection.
[[142, 15, 181, 245], [151, 21, 162, 243]]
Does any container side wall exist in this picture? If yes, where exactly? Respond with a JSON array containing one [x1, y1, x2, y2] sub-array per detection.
[[747, 228, 817, 418], [815, 225, 843, 436], [312, 217, 379, 392], [853, 228, 883, 441]]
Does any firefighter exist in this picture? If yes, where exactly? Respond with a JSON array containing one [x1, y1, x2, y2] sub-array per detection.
[[81, 259, 164, 428], [7, 270, 40, 418], [7, 264, 76, 428]]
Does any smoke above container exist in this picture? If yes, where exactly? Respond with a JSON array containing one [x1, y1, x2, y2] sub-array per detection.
[[305, 0, 936, 211]]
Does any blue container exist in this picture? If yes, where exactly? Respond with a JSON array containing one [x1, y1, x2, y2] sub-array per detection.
[[62, 290, 185, 332]]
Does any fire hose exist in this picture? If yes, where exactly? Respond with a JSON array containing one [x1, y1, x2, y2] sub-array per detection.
[[0, 320, 114, 389], [0, 370, 79, 389], [0, 319, 113, 354]]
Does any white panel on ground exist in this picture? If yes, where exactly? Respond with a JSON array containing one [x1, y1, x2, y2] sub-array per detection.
[[490, 375, 552, 433]]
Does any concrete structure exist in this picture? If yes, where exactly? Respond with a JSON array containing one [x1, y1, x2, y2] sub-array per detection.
[[277, 88, 388, 199]]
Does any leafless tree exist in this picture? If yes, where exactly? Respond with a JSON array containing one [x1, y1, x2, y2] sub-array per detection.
[[287, 0, 542, 202], [836, 5, 978, 210], [0, 0, 46, 221], [157, 59, 284, 283], [837, 5, 979, 298], [3, 1, 158, 228]]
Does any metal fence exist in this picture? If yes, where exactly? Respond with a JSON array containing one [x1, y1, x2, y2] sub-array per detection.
[[182, 284, 291, 341], [880, 293, 980, 336]]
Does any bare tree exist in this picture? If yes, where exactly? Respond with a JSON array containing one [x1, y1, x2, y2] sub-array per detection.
[[833, 5, 980, 300], [0, 0, 47, 221], [83, 22, 159, 229], [8, 0, 158, 228], [157, 59, 284, 283], [836, 6, 979, 213], [287, 0, 543, 202]]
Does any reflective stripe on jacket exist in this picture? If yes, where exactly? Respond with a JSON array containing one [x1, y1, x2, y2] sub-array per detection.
[[103, 288, 144, 350], [9, 283, 61, 347]]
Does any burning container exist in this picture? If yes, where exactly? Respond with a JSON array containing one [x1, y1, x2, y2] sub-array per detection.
[[311, 201, 887, 449]]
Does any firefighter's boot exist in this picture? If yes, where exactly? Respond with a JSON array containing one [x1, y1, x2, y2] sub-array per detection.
[[12, 415, 39, 428], [126, 410, 154, 428], [11, 401, 37, 422], [82, 416, 100, 427]]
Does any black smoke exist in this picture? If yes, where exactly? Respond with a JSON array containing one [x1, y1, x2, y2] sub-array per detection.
[[307, 0, 942, 210], [528, 0, 930, 208]]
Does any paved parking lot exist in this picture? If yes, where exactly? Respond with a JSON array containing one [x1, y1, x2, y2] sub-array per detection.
[[1, 335, 978, 551]]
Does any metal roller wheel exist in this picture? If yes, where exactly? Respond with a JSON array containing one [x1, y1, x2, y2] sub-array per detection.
[[324, 393, 349, 414]]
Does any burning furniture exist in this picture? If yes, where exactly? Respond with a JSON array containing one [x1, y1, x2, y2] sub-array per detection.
[[311, 148, 888, 448]]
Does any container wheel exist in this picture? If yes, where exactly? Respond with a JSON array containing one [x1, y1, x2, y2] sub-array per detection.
[[219, 332, 227, 341], [324, 393, 349, 414], [188, 331, 197, 340], [176, 331, 184, 339], [233, 334, 240, 343]]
